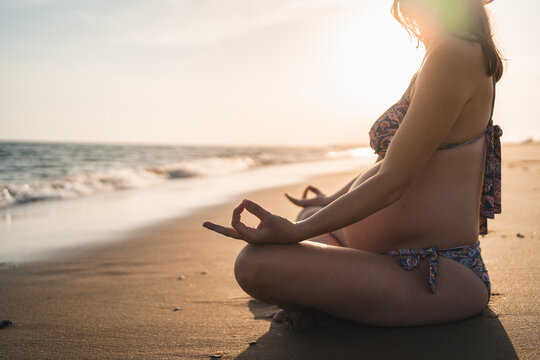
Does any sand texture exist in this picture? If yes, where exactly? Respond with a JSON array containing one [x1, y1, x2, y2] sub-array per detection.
[[0, 143, 539, 359]]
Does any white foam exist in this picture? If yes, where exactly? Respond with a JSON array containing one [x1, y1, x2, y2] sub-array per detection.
[[0, 156, 374, 264], [0, 156, 259, 210], [327, 146, 376, 159]]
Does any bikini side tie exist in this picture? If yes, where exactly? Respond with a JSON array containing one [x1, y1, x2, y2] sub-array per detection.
[[390, 246, 440, 293], [385, 241, 491, 298]]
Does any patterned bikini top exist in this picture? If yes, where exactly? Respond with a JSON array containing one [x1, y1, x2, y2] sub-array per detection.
[[369, 72, 503, 235]]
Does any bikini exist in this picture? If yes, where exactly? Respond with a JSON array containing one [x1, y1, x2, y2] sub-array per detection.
[[331, 72, 502, 301]]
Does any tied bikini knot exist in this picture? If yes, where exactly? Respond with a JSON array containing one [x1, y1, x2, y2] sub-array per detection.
[[493, 124, 503, 138], [394, 246, 440, 294]]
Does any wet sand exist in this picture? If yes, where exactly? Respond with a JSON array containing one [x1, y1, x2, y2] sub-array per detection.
[[0, 143, 538, 359]]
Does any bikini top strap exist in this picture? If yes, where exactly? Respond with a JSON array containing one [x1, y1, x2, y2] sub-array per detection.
[[488, 77, 497, 122], [487, 77, 503, 137], [436, 76, 498, 150]]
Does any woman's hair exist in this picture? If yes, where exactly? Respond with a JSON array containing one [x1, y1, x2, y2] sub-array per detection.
[[391, 0, 504, 81]]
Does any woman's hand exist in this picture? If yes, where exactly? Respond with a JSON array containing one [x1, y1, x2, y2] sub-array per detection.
[[202, 199, 301, 245], [285, 185, 331, 208]]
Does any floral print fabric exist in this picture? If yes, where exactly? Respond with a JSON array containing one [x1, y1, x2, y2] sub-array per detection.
[[384, 240, 491, 300], [369, 72, 418, 158], [479, 119, 503, 235]]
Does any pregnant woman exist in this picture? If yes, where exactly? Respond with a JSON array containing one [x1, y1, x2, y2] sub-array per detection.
[[203, 0, 503, 327]]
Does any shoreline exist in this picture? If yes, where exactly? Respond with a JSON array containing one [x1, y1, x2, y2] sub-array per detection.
[[0, 157, 372, 265], [1, 167, 362, 269], [0, 143, 538, 359]]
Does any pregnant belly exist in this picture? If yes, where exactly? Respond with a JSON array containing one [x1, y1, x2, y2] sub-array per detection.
[[341, 201, 423, 253], [342, 172, 481, 253]]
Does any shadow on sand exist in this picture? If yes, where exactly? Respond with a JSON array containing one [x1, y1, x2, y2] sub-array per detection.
[[235, 299, 518, 360]]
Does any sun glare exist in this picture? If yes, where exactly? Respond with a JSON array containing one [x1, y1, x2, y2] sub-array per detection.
[[328, 8, 425, 110]]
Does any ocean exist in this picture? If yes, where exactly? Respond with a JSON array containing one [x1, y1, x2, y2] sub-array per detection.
[[0, 141, 376, 263]]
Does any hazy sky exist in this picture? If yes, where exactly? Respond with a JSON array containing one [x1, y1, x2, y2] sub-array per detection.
[[0, 0, 538, 146]]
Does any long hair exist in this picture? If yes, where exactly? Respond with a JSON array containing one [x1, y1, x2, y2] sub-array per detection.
[[391, 0, 504, 81]]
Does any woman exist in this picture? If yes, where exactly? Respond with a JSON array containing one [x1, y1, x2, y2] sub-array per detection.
[[203, 0, 503, 327]]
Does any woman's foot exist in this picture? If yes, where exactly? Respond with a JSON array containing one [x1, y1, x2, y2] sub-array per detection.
[[272, 309, 286, 323], [272, 308, 345, 331]]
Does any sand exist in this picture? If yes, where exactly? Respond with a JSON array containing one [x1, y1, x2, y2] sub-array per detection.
[[0, 143, 539, 359]]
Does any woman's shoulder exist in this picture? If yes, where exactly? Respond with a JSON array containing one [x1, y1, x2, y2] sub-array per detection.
[[422, 35, 485, 81]]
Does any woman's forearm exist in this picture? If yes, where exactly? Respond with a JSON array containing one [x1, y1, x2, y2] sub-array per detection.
[[294, 169, 402, 241], [328, 161, 382, 202], [328, 175, 360, 202]]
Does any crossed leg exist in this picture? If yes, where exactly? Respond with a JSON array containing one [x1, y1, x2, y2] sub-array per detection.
[[234, 207, 489, 327], [270, 206, 344, 324]]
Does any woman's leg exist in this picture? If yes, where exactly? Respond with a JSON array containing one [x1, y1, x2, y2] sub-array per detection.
[[234, 241, 489, 327], [271, 205, 345, 323]]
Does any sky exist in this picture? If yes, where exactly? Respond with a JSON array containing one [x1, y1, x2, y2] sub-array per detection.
[[0, 0, 539, 147]]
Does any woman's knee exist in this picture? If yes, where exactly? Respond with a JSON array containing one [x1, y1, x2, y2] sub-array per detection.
[[234, 244, 272, 296]]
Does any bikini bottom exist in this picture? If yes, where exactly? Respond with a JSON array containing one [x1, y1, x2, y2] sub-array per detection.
[[326, 233, 491, 301], [383, 240, 491, 302]]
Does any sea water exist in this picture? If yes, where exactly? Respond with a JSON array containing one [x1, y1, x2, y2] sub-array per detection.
[[0, 141, 375, 263]]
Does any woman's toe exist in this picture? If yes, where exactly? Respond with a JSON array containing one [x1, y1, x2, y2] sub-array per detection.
[[272, 309, 285, 323]]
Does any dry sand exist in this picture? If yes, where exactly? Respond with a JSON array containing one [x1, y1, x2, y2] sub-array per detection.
[[0, 143, 539, 359]]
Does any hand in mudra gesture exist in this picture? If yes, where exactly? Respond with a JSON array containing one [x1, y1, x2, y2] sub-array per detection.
[[202, 199, 299, 245], [285, 185, 331, 208]]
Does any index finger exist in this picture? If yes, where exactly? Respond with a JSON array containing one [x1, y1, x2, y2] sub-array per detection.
[[203, 221, 244, 240], [302, 185, 321, 199]]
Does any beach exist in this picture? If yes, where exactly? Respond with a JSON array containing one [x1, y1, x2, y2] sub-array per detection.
[[0, 143, 538, 360]]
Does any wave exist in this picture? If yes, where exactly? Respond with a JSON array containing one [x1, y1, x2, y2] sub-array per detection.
[[0, 156, 257, 209], [326, 146, 375, 159], [0, 143, 373, 210]]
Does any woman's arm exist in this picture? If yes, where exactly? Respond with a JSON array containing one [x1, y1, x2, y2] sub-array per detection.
[[293, 39, 476, 241], [286, 160, 382, 208], [203, 160, 385, 244], [293, 168, 400, 240], [326, 176, 359, 203], [326, 160, 382, 203]]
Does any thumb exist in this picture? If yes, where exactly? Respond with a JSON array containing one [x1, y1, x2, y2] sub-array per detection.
[[242, 199, 270, 220]]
